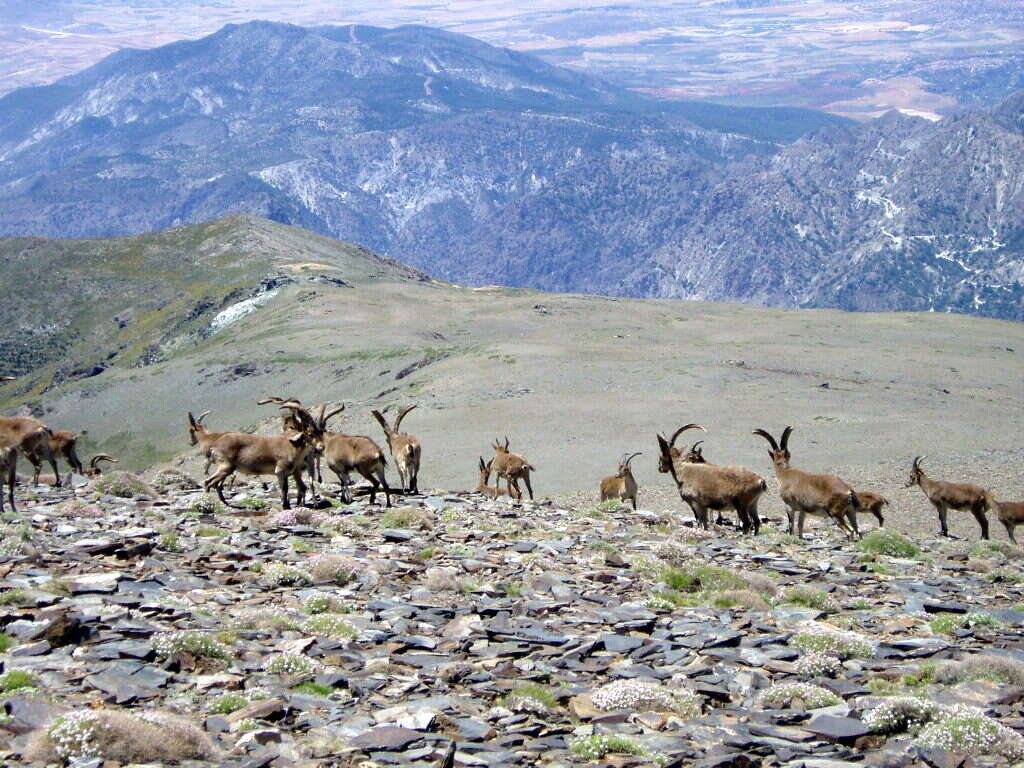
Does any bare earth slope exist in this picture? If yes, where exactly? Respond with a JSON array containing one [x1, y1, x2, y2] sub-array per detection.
[[1, 216, 1022, 541]]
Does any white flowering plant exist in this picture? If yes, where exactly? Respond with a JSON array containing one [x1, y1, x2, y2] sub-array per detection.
[[759, 682, 841, 710]]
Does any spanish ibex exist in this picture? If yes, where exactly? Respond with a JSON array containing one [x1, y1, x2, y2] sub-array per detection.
[[0, 442, 17, 514], [657, 423, 766, 534], [853, 491, 888, 528], [204, 404, 319, 510], [599, 452, 642, 510], [673, 436, 742, 527], [752, 426, 860, 539], [371, 405, 421, 494], [906, 456, 994, 539], [0, 416, 60, 486], [315, 404, 392, 507], [491, 437, 535, 502], [475, 457, 506, 498], [188, 411, 227, 476], [86, 454, 118, 477], [259, 397, 320, 496], [27, 428, 85, 485]]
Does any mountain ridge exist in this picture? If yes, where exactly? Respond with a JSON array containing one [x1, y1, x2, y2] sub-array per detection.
[[0, 21, 1021, 319]]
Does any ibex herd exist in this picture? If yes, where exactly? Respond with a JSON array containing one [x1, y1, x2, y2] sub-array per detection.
[[0, 370, 1021, 543]]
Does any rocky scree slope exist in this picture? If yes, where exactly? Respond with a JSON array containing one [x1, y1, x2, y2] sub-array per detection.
[[0, 471, 1023, 766]]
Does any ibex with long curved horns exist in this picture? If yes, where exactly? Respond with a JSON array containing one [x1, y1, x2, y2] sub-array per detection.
[[315, 404, 392, 507], [906, 456, 994, 539], [600, 452, 642, 510], [657, 423, 766, 534], [204, 403, 320, 510], [752, 426, 859, 539], [371, 405, 421, 494]]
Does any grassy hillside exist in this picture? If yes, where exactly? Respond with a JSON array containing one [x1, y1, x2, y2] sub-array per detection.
[[2, 216, 1022, 509]]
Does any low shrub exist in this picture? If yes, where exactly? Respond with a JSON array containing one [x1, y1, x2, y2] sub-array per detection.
[[790, 622, 874, 659], [303, 615, 357, 641], [264, 653, 321, 676], [858, 529, 920, 558], [308, 553, 358, 583], [570, 734, 665, 764], [781, 586, 835, 611], [92, 472, 152, 499], [152, 631, 230, 661], [795, 652, 843, 678], [208, 693, 249, 715], [759, 682, 841, 710], [26, 709, 218, 765], [934, 654, 1024, 687], [261, 562, 312, 587], [591, 679, 701, 717]]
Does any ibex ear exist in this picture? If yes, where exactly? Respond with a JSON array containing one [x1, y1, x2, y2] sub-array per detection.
[[188, 412, 196, 427], [657, 434, 670, 456], [479, 457, 486, 470]]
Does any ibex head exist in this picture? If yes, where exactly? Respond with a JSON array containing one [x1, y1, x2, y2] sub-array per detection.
[[618, 452, 642, 475], [492, 436, 511, 454], [906, 455, 927, 487], [752, 426, 792, 469], [187, 410, 211, 445], [682, 440, 706, 464], [656, 423, 706, 474]]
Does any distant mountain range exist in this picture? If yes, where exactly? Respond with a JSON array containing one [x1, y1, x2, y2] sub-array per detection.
[[0, 21, 1021, 320]]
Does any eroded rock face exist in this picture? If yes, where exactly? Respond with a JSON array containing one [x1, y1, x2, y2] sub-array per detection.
[[0, 476, 1022, 766]]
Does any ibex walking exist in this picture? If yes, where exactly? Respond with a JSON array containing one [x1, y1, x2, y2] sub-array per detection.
[[752, 426, 860, 539], [673, 436, 744, 527], [657, 424, 766, 534], [27, 429, 85, 485], [906, 456, 993, 539], [599, 452, 642, 510], [188, 411, 227, 476], [315, 404, 392, 507], [371, 405, 421, 494], [0, 417, 59, 486], [491, 437, 535, 502], [204, 404, 319, 510]]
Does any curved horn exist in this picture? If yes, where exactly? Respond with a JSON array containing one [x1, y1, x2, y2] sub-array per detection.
[[257, 397, 285, 405], [478, 456, 486, 470], [322, 404, 345, 427], [504, 436, 510, 450], [0, 376, 15, 382], [752, 429, 778, 450], [90, 454, 118, 468], [668, 423, 706, 448], [690, 440, 704, 451], [195, 410, 210, 425], [394, 404, 417, 432], [780, 426, 794, 451], [623, 452, 642, 468], [913, 455, 926, 468]]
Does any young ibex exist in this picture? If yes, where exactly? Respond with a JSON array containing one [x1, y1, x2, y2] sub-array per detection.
[[906, 456, 994, 539], [371, 405, 421, 494], [657, 423, 766, 534], [27, 428, 85, 485], [204, 404, 319, 510], [86, 454, 118, 477], [475, 457, 506, 498], [992, 498, 1024, 545], [491, 437, 535, 502], [752, 426, 860, 540], [315, 404, 392, 507], [599, 452, 642, 510], [0, 442, 17, 514], [0, 417, 60, 486], [853, 491, 888, 528]]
